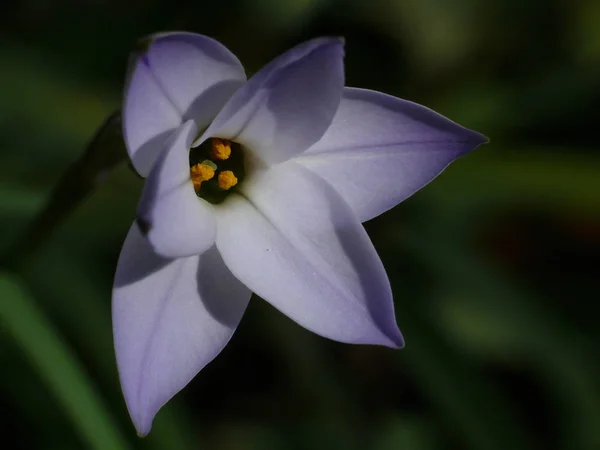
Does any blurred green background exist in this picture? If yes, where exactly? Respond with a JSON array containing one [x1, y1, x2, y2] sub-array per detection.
[[1, 0, 599, 449]]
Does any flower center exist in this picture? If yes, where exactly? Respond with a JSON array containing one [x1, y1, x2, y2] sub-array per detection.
[[189, 137, 245, 204]]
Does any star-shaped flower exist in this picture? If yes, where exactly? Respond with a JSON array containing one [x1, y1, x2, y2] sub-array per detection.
[[113, 32, 487, 436]]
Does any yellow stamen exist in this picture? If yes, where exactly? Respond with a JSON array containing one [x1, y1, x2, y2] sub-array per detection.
[[190, 163, 215, 190], [218, 171, 238, 190], [211, 138, 231, 160]]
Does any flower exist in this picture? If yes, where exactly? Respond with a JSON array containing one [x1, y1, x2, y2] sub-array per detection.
[[113, 32, 487, 436]]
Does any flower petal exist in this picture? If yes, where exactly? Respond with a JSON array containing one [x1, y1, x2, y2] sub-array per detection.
[[137, 120, 216, 258], [296, 88, 488, 222], [123, 58, 180, 177], [198, 38, 345, 165], [124, 32, 246, 176], [216, 162, 403, 348], [113, 224, 251, 436]]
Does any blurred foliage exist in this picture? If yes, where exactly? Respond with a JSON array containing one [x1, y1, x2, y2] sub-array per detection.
[[1, 0, 599, 449]]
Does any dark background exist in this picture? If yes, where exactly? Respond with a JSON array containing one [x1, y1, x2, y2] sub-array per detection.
[[1, 0, 599, 449]]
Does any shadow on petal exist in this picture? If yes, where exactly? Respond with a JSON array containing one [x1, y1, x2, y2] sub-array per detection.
[[113, 225, 172, 288], [131, 129, 175, 178], [196, 245, 251, 328], [318, 171, 405, 348], [133, 80, 245, 174], [183, 79, 245, 128]]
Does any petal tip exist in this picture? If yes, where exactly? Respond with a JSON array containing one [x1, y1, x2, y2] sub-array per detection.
[[129, 32, 169, 64], [473, 130, 490, 146], [457, 128, 489, 157], [329, 36, 346, 54], [381, 326, 405, 349], [390, 334, 406, 350], [133, 414, 153, 438], [136, 429, 149, 439], [311, 36, 345, 55], [131, 36, 152, 59], [326, 36, 345, 48], [124, 395, 154, 438], [360, 321, 405, 349], [130, 31, 191, 55]]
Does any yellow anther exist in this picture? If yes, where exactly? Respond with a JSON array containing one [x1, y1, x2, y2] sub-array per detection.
[[190, 163, 215, 190], [217, 171, 238, 190], [211, 138, 232, 160]]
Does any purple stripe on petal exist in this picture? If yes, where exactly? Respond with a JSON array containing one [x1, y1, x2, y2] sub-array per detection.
[[198, 38, 345, 165], [113, 225, 250, 436], [297, 87, 488, 222], [123, 32, 246, 177], [217, 162, 403, 348]]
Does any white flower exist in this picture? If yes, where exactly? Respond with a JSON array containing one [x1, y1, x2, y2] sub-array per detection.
[[113, 32, 487, 436]]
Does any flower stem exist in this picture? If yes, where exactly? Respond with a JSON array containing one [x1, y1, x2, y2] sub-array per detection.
[[1, 111, 126, 272], [0, 273, 132, 450]]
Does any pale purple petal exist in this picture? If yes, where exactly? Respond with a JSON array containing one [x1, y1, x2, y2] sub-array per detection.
[[137, 120, 216, 258], [123, 60, 180, 177], [113, 224, 250, 436], [216, 162, 403, 347], [124, 32, 246, 176], [296, 88, 488, 222], [197, 38, 345, 165]]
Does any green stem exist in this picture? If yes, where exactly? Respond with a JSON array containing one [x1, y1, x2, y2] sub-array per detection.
[[0, 273, 131, 450], [1, 111, 126, 272]]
